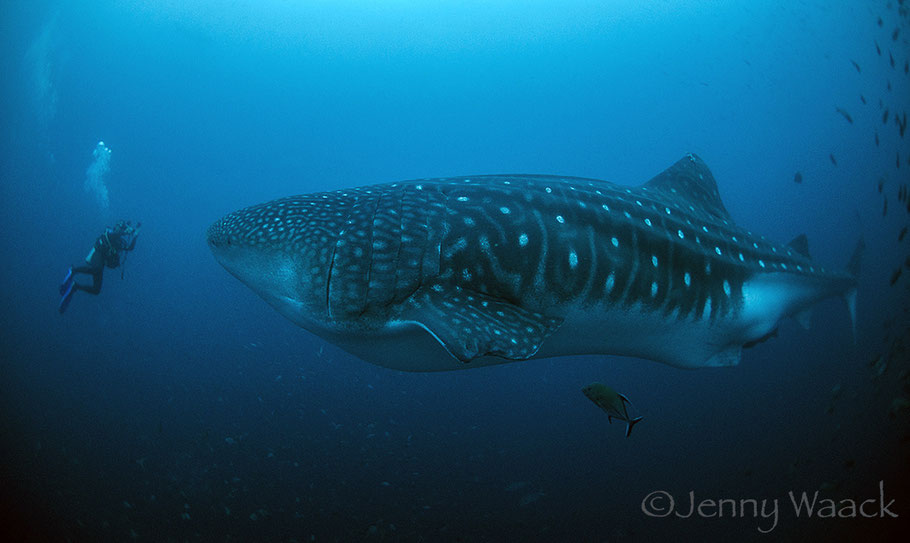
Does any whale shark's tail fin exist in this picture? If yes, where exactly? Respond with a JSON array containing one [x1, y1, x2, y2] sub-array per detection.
[[846, 237, 864, 279], [844, 237, 865, 341], [786, 234, 815, 328]]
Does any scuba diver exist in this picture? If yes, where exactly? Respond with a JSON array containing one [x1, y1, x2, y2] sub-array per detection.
[[59, 220, 141, 314]]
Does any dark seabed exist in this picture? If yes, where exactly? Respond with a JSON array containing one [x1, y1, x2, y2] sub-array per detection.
[[1, 1, 909, 541]]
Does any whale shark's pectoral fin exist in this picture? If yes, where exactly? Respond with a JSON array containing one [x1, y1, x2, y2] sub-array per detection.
[[401, 287, 563, 362]]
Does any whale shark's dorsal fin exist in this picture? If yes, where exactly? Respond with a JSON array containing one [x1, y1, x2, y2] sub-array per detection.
[[787, 234, 811, 259], [643, 153, 733, 222]]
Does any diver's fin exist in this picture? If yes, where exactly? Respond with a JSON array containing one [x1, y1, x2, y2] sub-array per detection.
[[794, 309, 812, 329], [59, 267, 73, 296], [786, 234, 811, 259], [58, 282, 75, 314], [625, 416, 644, 438]]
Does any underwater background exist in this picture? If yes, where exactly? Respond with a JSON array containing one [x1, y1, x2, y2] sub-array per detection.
[[1, 1, 909, 541]]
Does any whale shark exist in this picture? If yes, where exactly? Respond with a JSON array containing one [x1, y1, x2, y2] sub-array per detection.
[[207, 154, 861, 372]]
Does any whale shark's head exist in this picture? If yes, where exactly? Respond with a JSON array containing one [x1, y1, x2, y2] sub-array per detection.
[[206, 199, 327, 329]]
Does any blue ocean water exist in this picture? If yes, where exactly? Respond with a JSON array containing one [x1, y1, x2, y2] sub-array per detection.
[[1, 1, 908, 541]]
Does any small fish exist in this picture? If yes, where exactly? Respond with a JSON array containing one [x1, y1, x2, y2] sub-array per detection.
[[890, 267, 902, 286], [875, 131, 880, 146], [893, 27, 900, 42], [898, 226, 907, 242], [582, 382, 643, 437], [878, 178, 885, 193], [793, 171, 803, 184], [876, 40, 882, 55], [900, 112, 907, 138], [850, 59, 861, 73], [829, 153, 838, 166], [877, 17, 883, 27], [905, 60, 909, 75], [890, 51, 895, 68], [888, 80, 892, 91], [835, 107, 853, 124], [860, 94, 867, 104], [884, 109, 890, 124]]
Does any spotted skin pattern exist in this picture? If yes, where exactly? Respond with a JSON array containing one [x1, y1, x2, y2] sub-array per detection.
[[207, 154, 857, 370]]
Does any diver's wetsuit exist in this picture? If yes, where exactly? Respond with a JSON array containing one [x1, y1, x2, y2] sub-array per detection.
[[71, 226, 138, 295]]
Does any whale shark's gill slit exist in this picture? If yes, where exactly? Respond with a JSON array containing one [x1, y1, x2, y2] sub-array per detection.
[[417, 187, 429, 283], [392, 186, 405, 303], [620, 229, 640, 307], [581, 224, 597, 301], [326, 196, 357, 320], [438, 188, 449, 283], [359, 191, 383, 317]]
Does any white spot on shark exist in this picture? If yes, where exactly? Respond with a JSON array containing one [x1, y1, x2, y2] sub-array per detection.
[[519, 233, 529, 247]]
